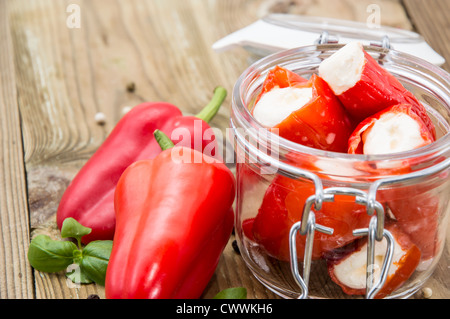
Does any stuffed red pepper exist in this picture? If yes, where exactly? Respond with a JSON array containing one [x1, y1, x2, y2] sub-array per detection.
[[319, 42, 436, 139], [252, 66, 355, 153]]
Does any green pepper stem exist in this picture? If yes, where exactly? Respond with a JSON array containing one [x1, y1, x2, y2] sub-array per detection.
[[195, 86, 227, 123], [154, 130, 175, 151]]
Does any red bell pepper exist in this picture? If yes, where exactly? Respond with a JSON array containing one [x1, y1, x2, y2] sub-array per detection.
[[379, 185, 441, 262], [319, 42, 436, 139], [327, 223, 421, 298], [56, 87, 227, 244], [348, 104, 435, 155], [248, 176, 372, 261], [105, 130, 235, 299], [254, 65, 308, 105], [276, 74, 355, 153], [252, 66, 355, 153], [347, 104, 439, 262], [346, 104, 436, 178]]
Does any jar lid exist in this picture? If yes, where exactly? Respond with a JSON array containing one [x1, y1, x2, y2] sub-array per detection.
[[213, 14, 445, 66]]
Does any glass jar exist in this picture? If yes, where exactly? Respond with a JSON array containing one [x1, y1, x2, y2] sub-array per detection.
[[230, 44, 450, 299]]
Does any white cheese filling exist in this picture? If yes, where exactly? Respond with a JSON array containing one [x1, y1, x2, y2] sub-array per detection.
[[253, 86, 313, 127], [362, 112, 427, 155], [318, 42, 365, 95], [333, 236, 404, 290]]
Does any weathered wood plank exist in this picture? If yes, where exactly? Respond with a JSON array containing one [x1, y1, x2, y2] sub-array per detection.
[[403, 0, 450, 72], [0, 0, 34, 299], [8, 0, 103, 299]]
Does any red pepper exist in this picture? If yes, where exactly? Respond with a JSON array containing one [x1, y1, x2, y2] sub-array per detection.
[[242, 217, 256, 242], [253, 67, 355, 153], [346, 104, 436, 179], [319, 42, 436, 139], [254, 65, 308, 105], [348, 104, 435, 155], [56, 87, 227, 244], [276, 74, 355, 152], [105, 130, 235, 299], [379, 185, 441, 262], [327, 223, 421, 298], [249, 176, 372, 261], [347, 104, 439, 262]]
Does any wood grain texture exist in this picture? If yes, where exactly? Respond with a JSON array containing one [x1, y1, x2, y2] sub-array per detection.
[[0, 0, 34, 299], [1, 0, 448, 299], [403, 0, 450, 72]]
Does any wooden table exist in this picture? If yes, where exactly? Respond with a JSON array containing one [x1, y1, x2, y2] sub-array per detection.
[[0, 0, 448, 299]]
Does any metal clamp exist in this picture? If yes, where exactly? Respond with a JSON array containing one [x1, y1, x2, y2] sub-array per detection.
[[299, 187, 385, 238], [289, 212, 333, 299], [289, 186, 390, 299], [353, 217, 395, 299]]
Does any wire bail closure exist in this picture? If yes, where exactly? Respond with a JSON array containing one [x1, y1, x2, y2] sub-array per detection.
[[353, 216, 395, 299], [289, 213, 333, 299], [289, 186, 393, 299]]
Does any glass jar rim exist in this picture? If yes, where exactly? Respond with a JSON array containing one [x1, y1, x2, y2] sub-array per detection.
[[232, 44, 450, 166]]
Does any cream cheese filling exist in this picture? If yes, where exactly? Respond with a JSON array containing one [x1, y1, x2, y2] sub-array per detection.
[[253, 86, 313, 127], [333, 237, 404, 289], [362, 112, 426, 155], [318, 42, 365, 95]]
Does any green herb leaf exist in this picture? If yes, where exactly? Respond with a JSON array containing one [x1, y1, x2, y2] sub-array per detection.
[[27, 235, 77, 273], [60, 217, 92, 246], [80, 240, 113, 286], [213, 287, 247, 299], [66, 263, 93, 284], [28, 218, 113, 287]]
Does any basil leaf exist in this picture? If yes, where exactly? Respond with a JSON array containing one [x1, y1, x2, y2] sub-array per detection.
[[213, 287, 247, 299], [80, 240, 113, 286], [66, 263, 93, 284], [27, 235, 77, 273], [60, 217, 91, 245]]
